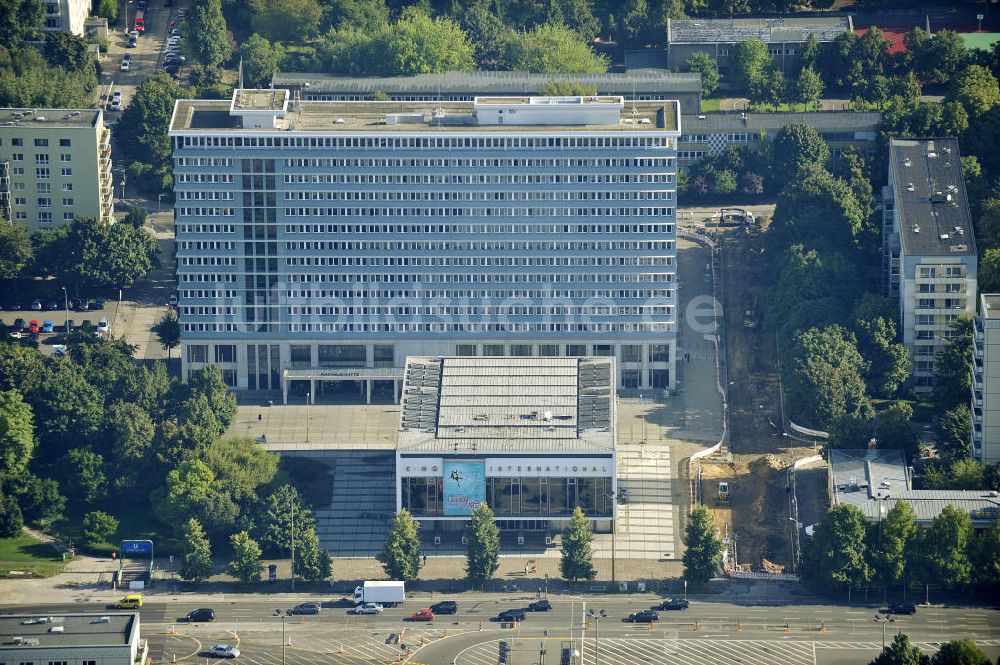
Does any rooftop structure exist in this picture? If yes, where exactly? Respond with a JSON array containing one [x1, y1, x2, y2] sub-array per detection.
[[0, 613, 144, 665], [397, 357, 614, 454], [828, 449, 999, 527], [271, 70, 703, 114], [667, 16, 852, 44]]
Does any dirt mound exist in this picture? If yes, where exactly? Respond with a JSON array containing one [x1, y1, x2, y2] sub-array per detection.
[[753, 454, 791, 472]]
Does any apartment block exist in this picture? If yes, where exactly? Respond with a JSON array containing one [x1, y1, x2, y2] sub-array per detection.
[[0, 108, 114, 231], [882, 138, 977, 391], [42, 0, 91, 35], [169, 90, 680, 399], [972, 294, 1000, 464]]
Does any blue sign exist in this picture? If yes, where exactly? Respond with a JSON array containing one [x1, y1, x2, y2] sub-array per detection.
[[120, 540, 153, 555], [443, 461, 486, 516]]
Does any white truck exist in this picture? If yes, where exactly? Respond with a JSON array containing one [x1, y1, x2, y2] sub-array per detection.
[[353, 580, 405, 607]]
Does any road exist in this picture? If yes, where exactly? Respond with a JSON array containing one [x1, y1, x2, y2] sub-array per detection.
[[6, 597, 997, 664]]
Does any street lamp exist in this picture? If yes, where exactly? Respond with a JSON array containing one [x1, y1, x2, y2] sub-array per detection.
[[124, 0, 132, 33], [604, 492, 616, 583], [305, 391, 310, 443], [157, 193, 164, 211], [978, 14, 985, 31], [875, 491, 890, 605], [61, 286, 70, 333]]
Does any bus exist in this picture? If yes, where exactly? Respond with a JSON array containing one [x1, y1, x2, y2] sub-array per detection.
[[134, 9, 145, 32]]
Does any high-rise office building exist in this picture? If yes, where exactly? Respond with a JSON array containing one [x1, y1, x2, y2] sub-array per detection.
[[169, 90, 680, 400], [0, 108, 114, 232]]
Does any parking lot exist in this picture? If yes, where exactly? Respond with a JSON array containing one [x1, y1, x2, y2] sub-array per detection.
[[1, 298, 119, 352]]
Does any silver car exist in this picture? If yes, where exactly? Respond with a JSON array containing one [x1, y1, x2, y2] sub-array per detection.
[[209, 644, 240, 659], [354, 602, 383, 615]]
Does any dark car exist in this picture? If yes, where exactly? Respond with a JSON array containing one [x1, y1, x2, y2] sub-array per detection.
[[187, 608, 215, 622], [81, 319, 93, 328], [290, 603, 321, 615], [6, 303, 22, 311], [46, 301, 60, 311], [91, 298, 105, 310], [13, 318, 25, 330], [496, 609, 526, 622], [656, 598, 689, 611], [887, 603, 916, 615], [74, 299, 89, 311], [625, 610, 659, 623], [528, 600, 551, 612], [430, 601, 457, 615]]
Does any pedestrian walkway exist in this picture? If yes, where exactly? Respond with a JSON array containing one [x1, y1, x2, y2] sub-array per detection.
[[598, 445, 675, 560]]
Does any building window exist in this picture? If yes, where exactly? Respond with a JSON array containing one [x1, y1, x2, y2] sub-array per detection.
[[622, 369, 641, 388], [187, 344, 208, 363], [374, 344, 394, 367], [61, 167, 72, 176], [483, 344, 504, 357], [37, 197, 51, 208], [38, 212, 52, 224], [919, 267, 936, 278], [215, 344, 236, 363], [318, 344, 366, 367], [11, 153, 23, 161], [510, 344, 533, 356], [36, 168, 49, 179], [35, 153, 48, 164], [59, 138, 71, 147], [621, 345, 641, 363], [60, 153, 71, 162], [63, 212, 74, 221], [62, 183, 73, 191], [538, 344, 560, 357], [650, 344, 670, 362], [290, 345, 311, 367], [222, 368, 237, 387], [649, 369, 669, 388], [12, 137, 22, 146], [592, 344, 614, 357], [34, 138, 48, 146], [455, 344, 477, 356], [62, 198, 73, 206], [37, 182, 50, 193], [565, 344, 587, 356]]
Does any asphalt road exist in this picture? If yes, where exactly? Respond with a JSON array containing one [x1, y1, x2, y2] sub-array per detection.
[[6, 597, 997, 664]]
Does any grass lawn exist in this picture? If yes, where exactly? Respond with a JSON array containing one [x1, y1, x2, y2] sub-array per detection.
[[700, 98, 721, 112], [0, 533, 66, 578]]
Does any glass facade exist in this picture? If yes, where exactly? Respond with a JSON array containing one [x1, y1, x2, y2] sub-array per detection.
[[401, 475, 613, 518]]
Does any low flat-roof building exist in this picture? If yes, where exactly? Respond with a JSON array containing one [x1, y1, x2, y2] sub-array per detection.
[[666, 16, 852, 73], [677, 110, 880, 163], [882, 138, 978, 392], [271, 70, 704, 115], [828, 449, 999, 529], [396, 356, 616, 538], [0, 613, 145, 665]]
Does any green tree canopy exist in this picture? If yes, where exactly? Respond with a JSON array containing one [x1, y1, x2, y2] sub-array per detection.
[[686, 51, 719, 97], [184, 365, 238, 433], [459, 6, 514, 70], [541, 79, 598, 96], [851, 294, 909, 398], [82, 510, 118, 547], [0, 0, 43, 52], [255, 484, 316, 556], [975, 199, 1000, 252], [180, 517, 213, 583], [0, 490, 23, 537], [184, 0, 233, 67], [229, 531, 263, 584], [0, 389, 34, 478], [801, 503, 873, 591], [683, 504, 722, 585], [905, 28, 968, 84], [772, 124, 831, 182], [869, 633, 930, 665], [560, 505, 596, 582], [917, 505, 973, 590], [105, 401, 155, 492], [465, 502, 500, 586], [874, 402, 920, 462], [249, 0, 321, 42], [729, 39, 771, 92], [792, 65, 824, 110], [293, 526, 331, 582], [970, 517, 1000, 586], [922, 458, 985, 490], [27, 363, 103, 459], [151, 311, 181, 359], [937, 404, 972, 461], [320, 0, 388, 33], [930, 638, 990, 665], [946, 65, 1000, 118], [506, 22, 608, 74], [152, 459, 239, 537], [63, 447, 107, 505], [377, 508, 422, 581], [932, 315, 974, 411], [867, 500, 916, 590], [202, 436, 278, 502], [238, 34, 281, 88], [0, 219, 32, 280], [768, 169, 868, 260]]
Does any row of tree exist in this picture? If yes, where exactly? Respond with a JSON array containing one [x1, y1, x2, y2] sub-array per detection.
[[870, 634, 995, 665]]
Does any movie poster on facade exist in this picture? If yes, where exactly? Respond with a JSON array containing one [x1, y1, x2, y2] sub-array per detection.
[[442, 460, 486, 516]]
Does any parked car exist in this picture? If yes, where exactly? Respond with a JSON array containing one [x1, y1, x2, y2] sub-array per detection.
[[13, 318, 25, 329], [46, 301, 60, 310], [625, 610, 659, 623], [121, 57, 130, 71], [656, 598, 689, 611], [81, 319, 93, 328], [92, 298, 106, 310], [354, 603, 383, 615], [164, 55, 185, 64], [97, 317, 109, 334], [41, 320, 54, 333], [30, 299, 42, 310], [208, 644, 239, 659], [8, 329, 22, 339], [28, 320, 39, 333], [170, 28, 181, 36], [168, 293, 179, 307], [496, 609, 526, 622], [74, 298, 89, 311], [186, 608, 215, 622], [528, 600, 551, 612], [410, 609, 435, 622], [290, 603, 320, 615], [127, 35, 137, 47], [887, 603, 917, 615], [52, 344, 67, 356], [430, 601, 457, 615]]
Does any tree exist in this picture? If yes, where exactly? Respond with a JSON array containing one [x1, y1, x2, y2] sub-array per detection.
[[0, 219, 33, 279], [122, 207, 148, 229], [931, 638, 990, 665], [184, 0, 233, 67], [923, 458, 984, 490], [559, 506, 595, 582], [541, 79, 598, 96], [713, 170, 737, 195], [875, 403, 920, 462], [377, 508, 422, 581], [250, 0, 321, 42], [105, 402, 155, 491], [82, 510, 118, 547], [686, 51, 720, 97], [151, 312, 181, 360], [185, 365, 238, 432], [228, 531, 263, 584], [869, 633, 930, 665], [800, 503, 873, 591], [63, 448, 107, 505], [180, 517, 213, 583], [970, 517, 1000, 586], [113, 72, 183, 195], [868, 500, 916, 592], [256, 484, 316, 556], [0, 0, 43, 52], [320, 0, 388, 33], [976, 199, 1000, 252], [0, 389, 34, 479], [152, 459, 240, 537], [27, 363, 103, 458], [937, 405, 972, 461], [11, 473, 64, 526], [201, 436, 277, 501], [783, 326, 873, 430], [946, 65, 1000, 118], [293, 526, 332, 582], [459, 6, 513, 70], [43, 32, 92, 72], [852, 294, 909, 398], [0, 491, 23, 537], [772, 124, 830, 181], [238, 34, 280, 88], [465, 502, 500, 586], [932, 315, 974, 411], [729, 39, 771, 92], [94, 0, 119, 22], [682, 504, 722, 585], [793, 66, 824, 110], [919, 505, 972, 590], [506, 22, 608, 74]]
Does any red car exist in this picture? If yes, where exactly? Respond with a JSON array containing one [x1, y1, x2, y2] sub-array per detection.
[[410, 609, 435, 622], [28, 320, 40, 333]]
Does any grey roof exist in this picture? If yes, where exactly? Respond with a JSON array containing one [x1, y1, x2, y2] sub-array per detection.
[[981, 293, 1000, 319], [681, 111, 881, 133], [0, 613, 136, 648], [668, 17, 850, 44], [829, 449, 1000, 526], [0, 108, 102, 129], [272, 70, 703, 95], [397, 356, 615, 453], [890, 138, 976, 257]]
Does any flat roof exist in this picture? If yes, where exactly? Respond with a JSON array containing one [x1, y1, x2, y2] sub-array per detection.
[[0, 108, 102, 129], [829, 449, 1000, 525], [397, 357, 615, 453], [669, 16, 850, 44], [890, 138, 976, 257], [981, 293, 1000, 319], [170, 97, 680, 133], [272, 70, 703, 95], [681, 110, 881, 133], [0, 613, 135, 648]]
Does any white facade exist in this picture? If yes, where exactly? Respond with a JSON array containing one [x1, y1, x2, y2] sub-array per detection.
[[0, 613, 144, 665], [972, 294, 1000, 464], [42, 0, 91, 35]]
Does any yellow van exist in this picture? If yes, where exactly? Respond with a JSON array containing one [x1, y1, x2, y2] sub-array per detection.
[[114, 594, 143, 609]]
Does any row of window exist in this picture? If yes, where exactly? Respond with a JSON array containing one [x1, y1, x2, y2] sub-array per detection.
[[280, 223, 674, 235], [279, 321, 674, 333], [0, 137, 72, 147], [280, 240, 672, 251], [275, 173, 674, 185], [281, 288, 673, 300], [10, 211, 73, 223], [280, 157, 674, 169], [278, 206, 676, 217], [282, 256, 673, 268], [918, 266, 965, 278], [175, 135, 674, 150], [7, 152, 72, 163], [280, 273, 675, 284], [279, 304, 672, 316], [11, 197, 73, 207], [175, 173, 236, 183], [6, 167, 73, 177], [278, 190, 675, 202], [7, 182, 73, 192]]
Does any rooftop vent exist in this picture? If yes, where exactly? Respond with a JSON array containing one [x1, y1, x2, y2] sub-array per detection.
[[904, 157, 912, 167], [950, 244, 968, 252], [930, 193, 952, 204], [928, 151, 938, 158], [940, 233, 950, 240], [906, 182, 915, 191], [912, 224, 920, 233]]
